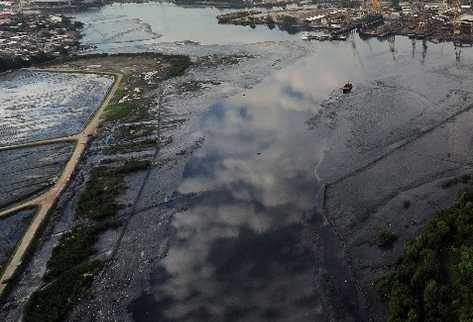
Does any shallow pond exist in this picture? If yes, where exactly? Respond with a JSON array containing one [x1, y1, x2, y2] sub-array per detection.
[[0, 70, 113, 146]]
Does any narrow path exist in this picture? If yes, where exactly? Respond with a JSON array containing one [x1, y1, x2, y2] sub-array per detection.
[[0, 70, 123, 297]]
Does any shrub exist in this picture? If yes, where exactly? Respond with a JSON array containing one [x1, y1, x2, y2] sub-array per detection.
[[104, 103, 150, 123], [377, 199, 473, 321], [76, 172, 124, 221], [24, 261, 103, 322], [278, 15, 297, 26], [376, 228, 398, 249]]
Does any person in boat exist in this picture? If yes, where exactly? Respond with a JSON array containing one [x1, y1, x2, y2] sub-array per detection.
[[342, 81, 353, 93]]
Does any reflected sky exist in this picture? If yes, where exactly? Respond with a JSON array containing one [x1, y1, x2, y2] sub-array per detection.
[[127, 35, 473, 322], [129, 49, 331, 322], [130, 103, 322, 320]]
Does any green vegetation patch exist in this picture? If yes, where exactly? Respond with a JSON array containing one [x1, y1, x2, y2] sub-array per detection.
[[107, 159, 152, 175], [76, 170, 125, 221], [165, 55, 192, 78], [375, 228, 398, 249], [23, 158, 151, 321], [112, 87, 127, 104], [46, 160, 151, 278], [278, 15, 298, 26], [104, 102, 152, 123], [76, 159, 151, 220], [24, 261, 103, 322], [44, 225, 100, 281], [376, 185, 473, 322]]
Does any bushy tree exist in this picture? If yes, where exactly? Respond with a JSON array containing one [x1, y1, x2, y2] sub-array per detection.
[[377, 183, 473, 322]]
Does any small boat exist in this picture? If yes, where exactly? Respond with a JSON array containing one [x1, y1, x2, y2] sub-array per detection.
[[342, 82, 353, 93]]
